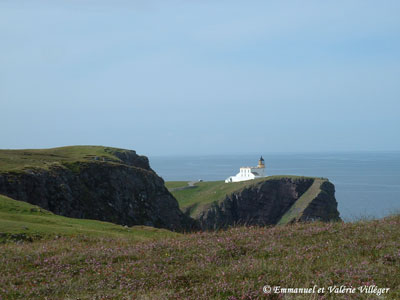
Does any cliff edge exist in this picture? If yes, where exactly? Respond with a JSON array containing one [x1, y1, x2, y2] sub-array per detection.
[[0, 146, 194, 232], [169, 177, 341, 230]]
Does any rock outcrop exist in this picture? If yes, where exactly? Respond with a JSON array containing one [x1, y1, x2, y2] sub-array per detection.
[[296, 180, 341, 222], [195, 177, 340, 230], [0, 148, 194, 232]]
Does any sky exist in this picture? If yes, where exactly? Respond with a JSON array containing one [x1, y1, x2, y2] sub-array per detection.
[[1, 0, 400, 156]]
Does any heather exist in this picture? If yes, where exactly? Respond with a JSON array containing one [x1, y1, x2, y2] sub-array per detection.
[[1, 215, 399, 299]]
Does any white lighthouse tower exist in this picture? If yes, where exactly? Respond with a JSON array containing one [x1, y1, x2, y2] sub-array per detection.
[[225, 156, 266, 183]]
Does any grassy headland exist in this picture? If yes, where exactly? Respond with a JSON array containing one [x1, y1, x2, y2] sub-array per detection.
[[0, 213, 398, 299], [0, 145, 132, 172], [168, 176, 321, 218]]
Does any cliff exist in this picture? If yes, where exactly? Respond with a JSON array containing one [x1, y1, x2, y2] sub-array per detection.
[[0, 146, 194, 232], [0, 147, 340, 233], [169, 177, 341, 230]]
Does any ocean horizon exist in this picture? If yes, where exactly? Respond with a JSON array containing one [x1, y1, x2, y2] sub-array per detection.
[[150, 151, 400, 222]]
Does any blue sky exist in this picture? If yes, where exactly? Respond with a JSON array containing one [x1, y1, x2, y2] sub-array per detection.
[[1, 0, 399, 155]]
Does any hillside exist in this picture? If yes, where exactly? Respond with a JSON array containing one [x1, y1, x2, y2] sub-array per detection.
[[0, 146, 194, 231], [0, 213, 398, 299], [168, 176, 340, 229], [0, 194, 177, 243]]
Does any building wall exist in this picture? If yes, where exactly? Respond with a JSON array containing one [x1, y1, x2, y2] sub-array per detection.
[[225, 165, 266, 183], [250, 167, 265, 176]]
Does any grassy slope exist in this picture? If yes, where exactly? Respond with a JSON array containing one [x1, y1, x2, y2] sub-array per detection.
[[0, 215, 398, 299], [0, 145, 129, 172], [169, 176, 319, 217], [278, 178, 325, 224], [0, 194, 177, 243], [165, 181, 189, 190]]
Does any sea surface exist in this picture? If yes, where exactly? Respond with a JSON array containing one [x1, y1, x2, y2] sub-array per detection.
[[149, 152, 400, 221]]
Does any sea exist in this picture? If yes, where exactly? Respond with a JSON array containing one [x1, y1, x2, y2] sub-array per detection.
[[149, 152, 400, 222]]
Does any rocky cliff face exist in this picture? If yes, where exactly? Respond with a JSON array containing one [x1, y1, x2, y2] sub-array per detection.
[[196, 177, 340, 230], [297, 180, 341, 222], [0, 149, 194, 232], [0, 146, 341, 232]]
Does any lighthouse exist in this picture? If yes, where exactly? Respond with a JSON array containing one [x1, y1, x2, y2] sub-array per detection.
[[258, 156, 265, 169], [225, 156, 267, 183]]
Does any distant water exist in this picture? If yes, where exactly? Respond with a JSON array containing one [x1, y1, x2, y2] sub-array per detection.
[[149, 152, 400, 221]]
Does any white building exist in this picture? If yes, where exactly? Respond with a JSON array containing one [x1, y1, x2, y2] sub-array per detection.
[[225, 156, 266, 183]]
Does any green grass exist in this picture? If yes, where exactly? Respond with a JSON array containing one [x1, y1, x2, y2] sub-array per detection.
[[0, 145, 131, 172], [169, 176, 318, 217], [165, 181, 189, 190], [1, 214, 398, 299], [0, 194, 178, 243]]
